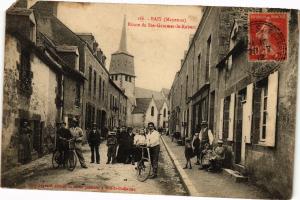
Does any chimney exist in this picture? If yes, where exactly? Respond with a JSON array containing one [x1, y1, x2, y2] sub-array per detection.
[[93, 42, 98, 53], [31, 1, 58, 17], [14, 0, 28, 8]]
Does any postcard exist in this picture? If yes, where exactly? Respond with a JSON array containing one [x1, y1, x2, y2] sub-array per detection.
[[1, 0, 299, 199]]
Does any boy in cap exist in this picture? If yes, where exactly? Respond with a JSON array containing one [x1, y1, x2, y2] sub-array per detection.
[[106, 131, 118, 164], [183, 138, 193, 169]]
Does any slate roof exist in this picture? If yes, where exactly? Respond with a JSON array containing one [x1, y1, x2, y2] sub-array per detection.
[[7, 7, 33, 16], [132, 98, 152, 114], [155, 99, 165, 111], [161, 88, 170, 98], [135, 87, 164, 100]]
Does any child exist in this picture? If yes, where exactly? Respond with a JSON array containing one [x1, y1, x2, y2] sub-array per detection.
[[183, 138, 193, 169], [106, 131, 117, 164], [200, 143, 212, 170]]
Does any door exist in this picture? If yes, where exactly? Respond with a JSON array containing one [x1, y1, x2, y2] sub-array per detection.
[[241, 102, 247, 165]]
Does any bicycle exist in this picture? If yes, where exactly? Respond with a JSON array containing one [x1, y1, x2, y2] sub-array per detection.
[[52, 139, 77, 171], [135, 144, 152, 182]]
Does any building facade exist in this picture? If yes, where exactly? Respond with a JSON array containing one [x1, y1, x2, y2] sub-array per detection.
[[107, 79, 127, 129], [3, 7, 64, 170], [2, 1, 128, 171], [168, 7, 298, 198]]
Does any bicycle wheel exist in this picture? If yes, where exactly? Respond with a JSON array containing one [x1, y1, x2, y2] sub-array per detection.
[[66, 151, 77, 171], [52, 150, 61, 169], [136, 158, 151, 182]]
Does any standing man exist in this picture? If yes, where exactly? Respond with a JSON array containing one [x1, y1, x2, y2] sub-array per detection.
[[87, 123, 101, 164], [146, 122, 161, 179], [20, 120, 32, 164], [69, 118, 88, 168], [57, 121, 72, 161], [198, 121, 214, 170]]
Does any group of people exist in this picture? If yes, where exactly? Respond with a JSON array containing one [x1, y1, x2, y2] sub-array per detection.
[[183, 121, 226, 172], [104, 122, 161, 178], [19, 118, 161, 177]]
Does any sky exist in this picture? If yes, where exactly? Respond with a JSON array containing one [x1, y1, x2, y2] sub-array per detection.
[[54, 2, 202, 91]]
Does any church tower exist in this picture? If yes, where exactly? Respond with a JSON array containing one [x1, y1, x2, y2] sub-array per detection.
[[109, 16, 136, 126]]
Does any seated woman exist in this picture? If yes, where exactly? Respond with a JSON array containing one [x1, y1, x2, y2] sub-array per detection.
[[199, 143, 213, 170], [208, 140, 226, 172]]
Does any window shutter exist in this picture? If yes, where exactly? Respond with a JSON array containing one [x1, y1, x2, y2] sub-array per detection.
[[252, 85, 261, 144], [244, 83, 253, 143], [219, 98, 224, 140], [265, 71, 278, 147], [228, 93, 235, 141]]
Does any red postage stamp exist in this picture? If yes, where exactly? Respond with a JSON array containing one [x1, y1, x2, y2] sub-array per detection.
[[248, 13, 288, 61]]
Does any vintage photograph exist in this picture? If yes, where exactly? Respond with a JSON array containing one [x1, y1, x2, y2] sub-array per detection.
[[1, 0, 299, 199]]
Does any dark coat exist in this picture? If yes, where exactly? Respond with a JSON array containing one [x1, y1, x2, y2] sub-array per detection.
[[88, 129, 101, 146]]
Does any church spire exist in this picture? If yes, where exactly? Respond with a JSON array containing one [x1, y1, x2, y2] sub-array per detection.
[[119, 15, 127, 52]]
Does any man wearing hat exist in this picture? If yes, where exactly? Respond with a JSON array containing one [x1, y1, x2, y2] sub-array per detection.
[[57, 121, 73, 161], [70, 117, 88, 168], [198, 121, 214, 169], [87, 123, 101, 164]]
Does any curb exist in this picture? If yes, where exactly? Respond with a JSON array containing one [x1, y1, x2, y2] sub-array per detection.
[[161, 136, 201, 196]]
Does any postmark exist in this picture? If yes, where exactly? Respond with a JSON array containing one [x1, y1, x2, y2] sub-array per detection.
[[248, 13, 288, 61]]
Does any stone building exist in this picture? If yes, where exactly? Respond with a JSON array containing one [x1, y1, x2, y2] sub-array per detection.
[[1, 0, 129, 171], [2, 6, 65, 170], [31, 1, 110, 131], [168, 7, 298, 198], [107, 79, 127, 128]]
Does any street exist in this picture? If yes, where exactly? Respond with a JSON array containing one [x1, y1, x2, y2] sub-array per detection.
[[5, 140, 187, 196]]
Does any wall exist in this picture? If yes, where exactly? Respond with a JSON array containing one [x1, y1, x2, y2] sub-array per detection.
[[144, 98, 158, 128], [2, 34, 21, 171], [159, 102, 169, 128], [2, 34, 59, 171], [132, 113, 144, 128]]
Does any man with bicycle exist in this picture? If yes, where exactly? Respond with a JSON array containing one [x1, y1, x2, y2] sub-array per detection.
[[146, 122, 161, 179], [70, 118, 88, 169], [57, 121, 73, 163]]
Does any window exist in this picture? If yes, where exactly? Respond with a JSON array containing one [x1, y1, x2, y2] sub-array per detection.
[[180, 85, 183, 104], [222, 96, 230, 140], [151, 106, 155, 116], [197, 53, 201, 89], [129, 76, 132, 82], [252, 71, 278, 147], [209, 91, 215, 132], [88, 67, 92, 96], [205, 36, 211, 82], [260, 84, 268, 141], [102, 80, 105, 100], [99, 76, 102, 99], [115, 75, 118, 81], [125, 75, 128, 81], [110, 94, 113, 109], [93, 71, 97, 97], [186, 76, 188, 101], [163, 108, 166, 117], [19, 48, 33, 96], [75, 82, 81, 107]]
